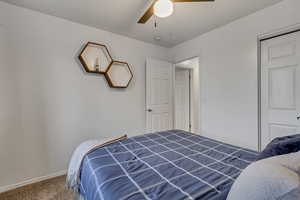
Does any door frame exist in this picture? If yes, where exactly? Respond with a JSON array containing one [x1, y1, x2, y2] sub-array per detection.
[[173, 56, 201, 133], [257, 23, 300, 151]]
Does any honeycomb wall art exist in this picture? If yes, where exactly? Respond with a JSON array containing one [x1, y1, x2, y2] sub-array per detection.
[[105, 61, 133, 88], [78, 42, 133, 88]]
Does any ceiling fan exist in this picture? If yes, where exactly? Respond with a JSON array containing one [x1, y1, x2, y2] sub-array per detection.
[[138, 0, 215, 24]]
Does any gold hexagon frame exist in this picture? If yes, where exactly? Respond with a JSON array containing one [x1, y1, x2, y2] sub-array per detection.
[[104, 60, 133, 88], [78, 42, 113, 74]]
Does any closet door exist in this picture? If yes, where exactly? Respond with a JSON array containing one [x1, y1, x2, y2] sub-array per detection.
[[261, 31, 300, 149]]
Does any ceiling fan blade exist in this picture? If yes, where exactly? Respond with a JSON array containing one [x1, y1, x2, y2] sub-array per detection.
[[137, 0, 214, 24], [138, 2, 155, 24], [172, 0, 214, 2]]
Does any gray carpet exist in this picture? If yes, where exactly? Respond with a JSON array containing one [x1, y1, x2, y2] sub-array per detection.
[[0, 176, 75, 200]]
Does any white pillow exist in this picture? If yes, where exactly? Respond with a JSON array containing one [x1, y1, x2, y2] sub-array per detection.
[[227, 151, 300, 200], [278, 188, 300, 200]]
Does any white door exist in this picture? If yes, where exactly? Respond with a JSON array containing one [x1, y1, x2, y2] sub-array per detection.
[[146, 58, 173, 132], [261, 31, 300, 149], [175, 69, 190, 131]]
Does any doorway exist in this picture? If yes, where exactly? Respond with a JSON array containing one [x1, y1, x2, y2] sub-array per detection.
[[175, 68, 191, 131], [174, 57, 200, 133]]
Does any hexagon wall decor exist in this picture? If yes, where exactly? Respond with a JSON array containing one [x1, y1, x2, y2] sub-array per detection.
[[78, 42, 113, 74], [105, 61, 133, 88]]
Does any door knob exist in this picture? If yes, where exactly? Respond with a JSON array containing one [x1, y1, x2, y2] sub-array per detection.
[[297, 116, 300, 120], [147, 109, 153, 112]]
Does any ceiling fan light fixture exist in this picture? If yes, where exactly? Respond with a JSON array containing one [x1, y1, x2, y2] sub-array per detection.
[[154, 0, 174, 18]]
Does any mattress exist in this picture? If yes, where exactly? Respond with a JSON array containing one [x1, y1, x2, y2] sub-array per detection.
[[79, 130, 258, 200]]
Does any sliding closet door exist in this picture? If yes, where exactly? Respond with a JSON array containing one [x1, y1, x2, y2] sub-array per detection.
[[261, 31, 300, 149]]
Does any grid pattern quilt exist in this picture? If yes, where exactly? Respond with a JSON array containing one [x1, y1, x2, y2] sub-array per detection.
[[79, 130, 258, 200]]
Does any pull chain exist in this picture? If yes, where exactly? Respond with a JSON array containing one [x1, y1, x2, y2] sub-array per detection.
[[154, 16, 158, 28], [153, 16, 161, 42]]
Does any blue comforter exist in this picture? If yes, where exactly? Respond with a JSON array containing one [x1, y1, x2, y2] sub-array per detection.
[[79, 130, 257, 200]]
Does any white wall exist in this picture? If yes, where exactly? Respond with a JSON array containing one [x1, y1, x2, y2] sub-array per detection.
[[169, 0, 300, 150], [0, 1, 168, 189]]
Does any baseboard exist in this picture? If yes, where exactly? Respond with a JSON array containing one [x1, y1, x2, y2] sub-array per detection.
[[0, 170, 67, 194]]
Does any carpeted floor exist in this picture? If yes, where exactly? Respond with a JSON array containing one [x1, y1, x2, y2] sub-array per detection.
[[0, 176, 75, 200]]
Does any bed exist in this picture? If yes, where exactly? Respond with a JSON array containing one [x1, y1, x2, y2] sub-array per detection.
[[77, 130, 258, 200]]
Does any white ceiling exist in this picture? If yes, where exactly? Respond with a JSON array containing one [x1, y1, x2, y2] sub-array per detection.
[[1, 0, 283, 47]]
